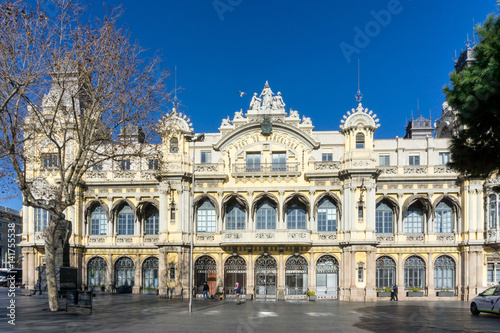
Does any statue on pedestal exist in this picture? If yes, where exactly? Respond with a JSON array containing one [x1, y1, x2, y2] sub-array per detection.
[[260, 81, 273, 109], [272, 92, 285, 109], [249, 93, 261, 110]]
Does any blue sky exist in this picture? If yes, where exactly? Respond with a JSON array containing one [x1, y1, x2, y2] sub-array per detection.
[[2, 0, 498, 211]]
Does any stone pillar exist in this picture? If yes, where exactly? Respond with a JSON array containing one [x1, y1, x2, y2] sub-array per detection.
[[278, 190, 284, 229], [247, 191, 254, 230], [218, 190, 224, 232], [218, 252, 224, 294], [427, 252, 434, 298], [247, 250, 254, 295], [159, 248, 168, 297], [133, 254, 141, 293], [159, 182, 169, 234], [309, 190, 315, 231], [107, 254, 113, 292], [476, 189, 483, 233], [81, 256, 87, 290], [468, 189, 475, 232], [278, 251, 284, 296], [397, 193, 403, 234], [398, 253, 404, 298], [365, 248, 376, 300], [366, 184, 376, 233], [309, 252, 315, 293]]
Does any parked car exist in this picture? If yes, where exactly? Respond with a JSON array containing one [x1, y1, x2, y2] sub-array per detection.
[[0, 269, 9, 287], [470, 285, 500, 315]]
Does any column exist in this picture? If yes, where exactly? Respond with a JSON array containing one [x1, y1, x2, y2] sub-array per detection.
[[397, 193, 403, 234], [397, 253, 404, 297], [476, 189, 483, 233], [218, 190, 224, 232], [468, 189, 475, 232], [427, 252, 434, 297], [159, 182, 169, 234], [82, 256, 87, 290], [158, 248, 168, 297], [278, 251, 284, 296], [133, 254, 141, 293], [309, 190, 315, 231], [247, 191, 254, 231], [365, 248, 376, 299], [107, 254, 113, 292], [247, 250, 254, 294], [366, 183, 376, 234], [278, 190, 284, 229], [218, 252, 224, 294], [309, 252, 315, 293]]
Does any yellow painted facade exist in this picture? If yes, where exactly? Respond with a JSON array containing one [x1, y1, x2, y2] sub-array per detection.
[[20, 81, 500, 301]]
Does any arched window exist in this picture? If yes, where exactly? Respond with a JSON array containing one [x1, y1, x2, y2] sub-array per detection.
[[256, 200, 276, 230], [142, 257, 159, 289], [197, 200, 216, 233], [316, 255, 339, 298], [115, 257, 134, 292], [404, 256, 426, 289], [255, 256, 277, 297], [435, 201, 453, 233], [286, 202, 306, 229], [224, 256, 247, 295], [90, 205, 107, 235], [434, 255, 455, 290], [376, 202, 393, 234], [87, 257, 107, 288], [117, 205, 134, 235], [317, 198, 337, 232], [490, 195, 497, 229], [404, 203, 424, 233], [226, 202, 245, 230], [376, 256, 396, 289], [285, 256, 308, 295], [356, 133, 365, 149], [144, 206, 159, 235], [195, 255, 217, 294], [170, 137, 179, 153], [35, 200, 50, 232]]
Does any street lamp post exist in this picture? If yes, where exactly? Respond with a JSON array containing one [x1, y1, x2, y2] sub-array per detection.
[[184, 133, 205, 313]]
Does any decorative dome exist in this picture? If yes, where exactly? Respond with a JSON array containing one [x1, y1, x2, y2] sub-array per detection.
[[157, 107, 193, 136], [339, 103, 380, 133]]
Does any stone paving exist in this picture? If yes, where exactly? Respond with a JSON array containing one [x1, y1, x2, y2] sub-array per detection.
[[0, 288, 499, 333]]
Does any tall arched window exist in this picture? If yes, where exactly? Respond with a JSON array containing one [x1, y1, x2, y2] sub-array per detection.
[[376, 202, 393, 234], [490, 195, 497, 229], [356, 133, 365, 149], [115, 257, 134, 292], [285, 256, 308, 295], [317, 198, 337, 232], [144, 206, 159, 235], [90, 205, 107, 235], [35, 200, 50, 232], [434, 255, 455, 290], [404, 256, 426, 289], [226, 202, 245, 230], [195, 255, 217, 294], [117, 205, 134, 235], [404, 203, 424, 233], [142, 257, 159, 289], [87, 257, 107, 288], [435, 201, 453, 233], [376, 256, 396, 289], [197, 200, 216, 233], [316, 255, 339, 298], [286, 203, 306, 229], [170, 137, 179, 153], [256, 200, 276, 230]]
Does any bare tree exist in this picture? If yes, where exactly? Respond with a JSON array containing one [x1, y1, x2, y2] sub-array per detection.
[[0, 0, 169, 311]]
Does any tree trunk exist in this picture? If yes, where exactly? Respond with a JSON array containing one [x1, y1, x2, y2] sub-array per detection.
[[43, 217, 71, 311]]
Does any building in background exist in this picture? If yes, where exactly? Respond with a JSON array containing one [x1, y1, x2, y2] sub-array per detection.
[[0, 206, 22, 268], [19, 72, 500, 301]]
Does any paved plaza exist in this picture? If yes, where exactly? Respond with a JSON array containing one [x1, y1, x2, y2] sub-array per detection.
[[1, 288, 499, 333]]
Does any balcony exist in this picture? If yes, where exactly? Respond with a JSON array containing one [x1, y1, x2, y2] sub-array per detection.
[[220, 230, 311, 245], [232, 162, 300, 176]]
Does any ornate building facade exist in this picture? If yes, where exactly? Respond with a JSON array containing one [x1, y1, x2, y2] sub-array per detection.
[[20, 79, 500, 301]]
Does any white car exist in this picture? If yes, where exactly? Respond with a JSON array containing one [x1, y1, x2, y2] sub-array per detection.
[[470, 285, 500, 315]]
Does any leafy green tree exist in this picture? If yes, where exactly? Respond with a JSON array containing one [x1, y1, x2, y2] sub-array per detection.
[[444, 7, 500, 177]]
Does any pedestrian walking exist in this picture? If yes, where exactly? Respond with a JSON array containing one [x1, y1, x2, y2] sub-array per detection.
[[391, 283, 398, 301], [203, 282, 209, 300], [235, 282, 241, 304]]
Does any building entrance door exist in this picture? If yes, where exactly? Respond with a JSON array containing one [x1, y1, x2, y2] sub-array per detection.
[[316, 255, 339, 299], [255, 256, 277, 299]]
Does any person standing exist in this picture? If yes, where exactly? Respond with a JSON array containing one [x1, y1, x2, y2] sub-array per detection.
[[392, 283, 398, 301], [203, 282, 209, 301], [235, 282, 241, 304]]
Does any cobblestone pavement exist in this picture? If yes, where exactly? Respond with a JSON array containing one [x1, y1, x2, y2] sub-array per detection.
[[1, 288, 499, 333]]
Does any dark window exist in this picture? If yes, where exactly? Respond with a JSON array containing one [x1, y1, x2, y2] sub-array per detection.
[[42, 154, 59, 168], [120, 159, 131, 170], [148, 159, 159, 170], [170, 138, 179, 153], [356, 133, 365, 149], [322, 153, 333, 161]]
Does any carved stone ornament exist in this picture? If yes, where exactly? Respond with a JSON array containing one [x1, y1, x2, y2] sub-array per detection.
[[261, 116, 272, 136], [30, 176, 58, 200]]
